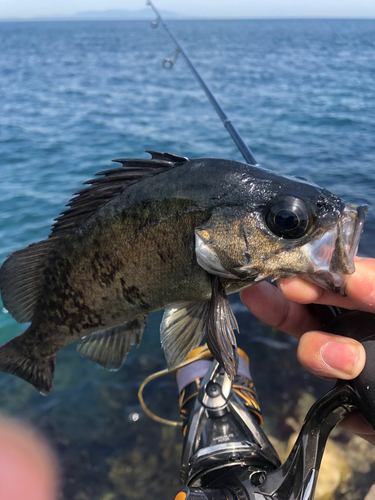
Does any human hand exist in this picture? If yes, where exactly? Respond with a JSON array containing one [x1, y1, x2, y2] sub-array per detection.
[[240, 257, 375, 445], [0, 416, 59, 500]]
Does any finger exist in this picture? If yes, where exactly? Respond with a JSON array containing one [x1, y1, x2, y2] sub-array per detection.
[[277, 258, 375, 313], [240, 281, 320, 338], [345, 258, 375, 310], [297, 331, 366, 380], [339, 412, 375, 446], [0, 417, 59, 500]]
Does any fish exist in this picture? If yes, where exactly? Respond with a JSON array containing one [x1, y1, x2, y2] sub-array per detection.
[[0, 151, 367, 395]]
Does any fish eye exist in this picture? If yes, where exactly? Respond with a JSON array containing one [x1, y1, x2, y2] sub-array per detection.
[[265, 197, 310, 239]]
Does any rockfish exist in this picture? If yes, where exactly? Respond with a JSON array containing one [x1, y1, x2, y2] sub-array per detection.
[[0, 152, 367, 394]]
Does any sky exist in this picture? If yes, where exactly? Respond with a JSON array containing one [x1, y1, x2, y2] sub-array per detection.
[[1, 0, 375, 19]]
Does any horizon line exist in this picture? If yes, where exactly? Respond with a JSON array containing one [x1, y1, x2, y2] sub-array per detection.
[[1, 16, 375, 22]]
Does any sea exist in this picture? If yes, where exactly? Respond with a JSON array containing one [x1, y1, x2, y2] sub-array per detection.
[[0, 19, 374, 499]]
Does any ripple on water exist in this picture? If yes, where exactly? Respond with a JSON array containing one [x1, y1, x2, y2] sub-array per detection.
[[0, 19, 374, 500]]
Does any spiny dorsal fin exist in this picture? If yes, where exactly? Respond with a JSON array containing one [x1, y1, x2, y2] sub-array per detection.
[[160, 301, 210, 369], [207, 277, 239, 380], [0, 240, 54, 323], [144, 151, 189, 163], [51, 152, 189, 238], [77, 317, 146, 370]]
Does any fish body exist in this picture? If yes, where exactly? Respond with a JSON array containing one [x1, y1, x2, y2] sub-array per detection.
[[0, 152, 367, 394]]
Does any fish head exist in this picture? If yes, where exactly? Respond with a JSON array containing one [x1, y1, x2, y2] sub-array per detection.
[[297, 201, 367, 293], [243, 190, 368, 294], [196, 168, 368, 295]]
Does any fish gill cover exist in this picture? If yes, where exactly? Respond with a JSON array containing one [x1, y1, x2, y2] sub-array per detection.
[[0, 151, 367, 394]]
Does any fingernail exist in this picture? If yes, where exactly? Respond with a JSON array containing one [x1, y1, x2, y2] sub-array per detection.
[[320, 341, 361, 377], [276, 279, 285, 292]]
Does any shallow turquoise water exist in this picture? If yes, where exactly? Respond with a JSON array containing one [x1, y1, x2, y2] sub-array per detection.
[[0, 19, 374, 499]]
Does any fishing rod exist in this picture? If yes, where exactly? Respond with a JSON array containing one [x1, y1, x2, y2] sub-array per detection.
[[146, 0, 258, 166]]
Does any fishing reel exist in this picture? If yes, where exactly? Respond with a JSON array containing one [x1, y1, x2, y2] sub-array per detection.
[[177, 348, 279, 487], [173, 306, 375, 500]]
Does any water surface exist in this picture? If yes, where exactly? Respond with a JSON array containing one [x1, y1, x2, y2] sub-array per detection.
[[0, 19, 374, 499]]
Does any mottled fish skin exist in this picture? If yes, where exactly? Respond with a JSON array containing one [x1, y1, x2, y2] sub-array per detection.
[[34, 199, 212, 347], [0, 152, 365, 394]]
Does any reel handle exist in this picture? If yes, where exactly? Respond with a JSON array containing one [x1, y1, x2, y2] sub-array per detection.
[[174, 486, 234, 500], [349, 333, 375, 428]]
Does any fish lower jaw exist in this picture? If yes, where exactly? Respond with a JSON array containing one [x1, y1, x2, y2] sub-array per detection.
[[323, 271, 346, 292], [301, 270, 347, 295], [300, 230, 350, 294]]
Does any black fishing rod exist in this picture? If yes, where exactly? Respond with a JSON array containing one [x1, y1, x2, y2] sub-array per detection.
[[146, 0, 258, 167]]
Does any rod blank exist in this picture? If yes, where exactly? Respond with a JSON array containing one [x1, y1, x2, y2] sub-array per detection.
[[147, 0, 258, 166]]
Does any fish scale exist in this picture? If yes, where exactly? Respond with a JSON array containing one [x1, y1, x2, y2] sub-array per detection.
[[0, 151, 367, 394]]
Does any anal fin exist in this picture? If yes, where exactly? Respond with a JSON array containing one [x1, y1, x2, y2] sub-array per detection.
[[77, 317, 146, 371]]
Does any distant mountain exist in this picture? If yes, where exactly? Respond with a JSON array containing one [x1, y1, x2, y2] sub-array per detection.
[[0, 8, 183, 22], [73, 8, 181, 20]]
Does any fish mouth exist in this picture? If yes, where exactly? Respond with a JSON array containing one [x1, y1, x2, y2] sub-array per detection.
[[301, 204, 368, 295]]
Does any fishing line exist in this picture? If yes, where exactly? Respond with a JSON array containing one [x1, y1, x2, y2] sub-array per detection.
[[146, 0, 258, 167], [138, 345, 212, 426]]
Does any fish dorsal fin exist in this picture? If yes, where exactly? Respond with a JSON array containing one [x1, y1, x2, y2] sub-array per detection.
[[77, 317, 146, 370], [51, 152, 189, 238], [160, 301, 210, 369], [0, 240, 54, 323], [145, 151, 189, 163], [207, 277, 239, 380]]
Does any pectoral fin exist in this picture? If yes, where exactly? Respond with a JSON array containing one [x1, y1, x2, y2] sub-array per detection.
[[160, 301, 210, 369], [77, 317, 146, 370], [160, 279, 239, 379], [207, 277, 239, 380]]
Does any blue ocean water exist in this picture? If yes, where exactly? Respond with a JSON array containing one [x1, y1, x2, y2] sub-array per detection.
[[0, 19, 374, 499]]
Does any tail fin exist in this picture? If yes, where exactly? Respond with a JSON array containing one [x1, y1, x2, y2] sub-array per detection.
[[0, 331, 55, 395]]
